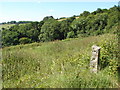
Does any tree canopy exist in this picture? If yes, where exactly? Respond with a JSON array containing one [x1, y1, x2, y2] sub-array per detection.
[[1, 6, 119, 47]]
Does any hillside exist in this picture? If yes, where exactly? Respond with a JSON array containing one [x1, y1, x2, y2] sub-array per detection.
[[0, 23, 32, 31], [1, 5, 120, 88], [0, 24, 15, 30], [1, 6, 119, 47], [2, 34, 119, 88], [0, 16, 79, 30], [57, 16, 80, 21]]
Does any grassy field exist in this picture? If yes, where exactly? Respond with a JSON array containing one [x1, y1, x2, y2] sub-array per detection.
[[2, 34, 119, 88], [0, 24, 15, 30], [57, 16, 79, 21], [0, 23, 30, 30]]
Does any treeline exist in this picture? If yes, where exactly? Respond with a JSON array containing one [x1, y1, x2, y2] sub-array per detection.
[[2, 6, 120, 47], [0, 21, 33, 25]]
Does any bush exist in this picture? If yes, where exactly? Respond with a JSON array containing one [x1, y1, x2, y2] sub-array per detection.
[[19, 37, 31, 44], [98, 34, 118, 75], [67, 31, 75, 38]]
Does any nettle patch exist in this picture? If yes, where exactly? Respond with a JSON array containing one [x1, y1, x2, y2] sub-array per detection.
[[98, 34, 118, 75]]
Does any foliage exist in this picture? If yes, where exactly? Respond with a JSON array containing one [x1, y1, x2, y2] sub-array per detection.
[[43, 16, 54, 22], [59, 20, 73, 39], [97, 34, 118, 75], [1, 6, 119, 47], [80, 11, 90, 17], [2, 28, 19, 46], [19, 37, 31, 44], [39, 19, 61, 42], [2, 21, 43, 47], [67, 31, 75, 38], [0, 21, 32, 25]]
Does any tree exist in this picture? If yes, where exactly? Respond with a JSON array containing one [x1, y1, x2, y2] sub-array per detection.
[[71, 17, 87, 35], [80, 11, 90, 17], [43, 16, 54, 22], [91, 8, 103, 15], [67, 31, 75, 38], [17, 24, 33, 38], [7, 21, 16, 24], [27, 29, 39, 42], [2, 29, 19, 46], [37, 21, 44, 30], [96, 8, 103, 13], [30, 22, 39, 30], [39, 19, 60, 42], [66, 16, 75, 23], [59, 20, 72, 39]]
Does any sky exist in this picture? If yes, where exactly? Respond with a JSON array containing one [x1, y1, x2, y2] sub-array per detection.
[[0, 0, 119, 23]]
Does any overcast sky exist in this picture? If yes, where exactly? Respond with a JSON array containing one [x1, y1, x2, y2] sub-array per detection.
[[0, 0, 119, 23]]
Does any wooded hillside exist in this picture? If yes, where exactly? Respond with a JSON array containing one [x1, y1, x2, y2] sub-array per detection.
[[1, 6, 119, 47]]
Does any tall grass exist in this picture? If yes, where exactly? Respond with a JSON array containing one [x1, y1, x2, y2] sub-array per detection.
[[2, 34, 119, 88]]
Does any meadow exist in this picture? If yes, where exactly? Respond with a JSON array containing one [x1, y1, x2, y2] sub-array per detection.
[[2, 33, 119, 88], [0, 24, 15, 30]]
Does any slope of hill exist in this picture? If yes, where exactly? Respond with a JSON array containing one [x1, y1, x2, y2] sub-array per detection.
[[0, 23, 32, 31], [2, 34, 119, 88], [57, 16, 79, 21], [2, 6, 119, 47], [0, 24, 15, 30], [1, 5, 119, 88]]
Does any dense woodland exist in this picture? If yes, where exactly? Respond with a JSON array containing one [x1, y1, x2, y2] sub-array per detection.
[[1, 6, 120, 47]]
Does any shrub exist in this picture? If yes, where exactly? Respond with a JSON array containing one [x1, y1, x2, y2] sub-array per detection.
[[67, 31, 75, 38], [98, 34, 118, 75], [19, 37, 31, 44]]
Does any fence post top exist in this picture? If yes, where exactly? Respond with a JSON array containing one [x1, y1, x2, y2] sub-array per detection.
[[92, 45, 101, 50]]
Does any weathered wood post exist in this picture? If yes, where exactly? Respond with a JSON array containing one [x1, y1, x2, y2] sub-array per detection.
[[90, 45, 101, 73]]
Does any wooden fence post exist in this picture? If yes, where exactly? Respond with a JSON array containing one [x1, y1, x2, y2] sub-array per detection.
[[90, 45, 101, 73]]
